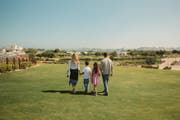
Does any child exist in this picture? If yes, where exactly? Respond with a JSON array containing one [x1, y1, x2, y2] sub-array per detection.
[[92, 62, 101, 96], [80, 61, 92, 94]]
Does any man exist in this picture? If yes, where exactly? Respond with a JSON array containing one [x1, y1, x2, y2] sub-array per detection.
[[100, 52, 113, 96]]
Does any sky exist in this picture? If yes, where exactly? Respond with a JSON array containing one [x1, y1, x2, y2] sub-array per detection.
[[0, 0, 180, 49]]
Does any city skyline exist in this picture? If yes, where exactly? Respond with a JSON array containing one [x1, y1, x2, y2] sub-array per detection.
[[0, 0, 180, 49]]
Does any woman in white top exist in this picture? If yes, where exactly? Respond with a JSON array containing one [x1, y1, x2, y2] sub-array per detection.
[[67, 53, 80, 93]]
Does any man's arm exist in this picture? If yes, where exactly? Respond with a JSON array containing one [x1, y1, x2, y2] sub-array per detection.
[[111, 60, 113, 76]]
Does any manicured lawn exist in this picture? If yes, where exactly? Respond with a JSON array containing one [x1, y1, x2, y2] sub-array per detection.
[[0, 64, 180, 120]]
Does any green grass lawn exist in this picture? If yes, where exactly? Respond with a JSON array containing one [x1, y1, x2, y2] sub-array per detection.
[[0, 64, 180, 120]]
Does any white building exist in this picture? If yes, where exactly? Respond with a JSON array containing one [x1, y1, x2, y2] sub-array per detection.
[[0, 45, 25, 59]]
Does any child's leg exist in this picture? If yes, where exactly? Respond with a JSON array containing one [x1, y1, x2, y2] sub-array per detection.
[[86, 79, 89, 93], [84, 79, 89, 93], [94, 85, 97, 96]]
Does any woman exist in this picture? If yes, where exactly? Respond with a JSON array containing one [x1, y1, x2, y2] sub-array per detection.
[[67, 53, 80, 93]]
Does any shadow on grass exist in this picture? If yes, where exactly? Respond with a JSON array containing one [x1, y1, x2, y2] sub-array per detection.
[[42, 90, 85, 95], [42, 90, 106, 96]]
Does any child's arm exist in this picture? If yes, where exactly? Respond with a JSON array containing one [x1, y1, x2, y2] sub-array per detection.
[[89, 71, 92, 79], [91, 72, 93, 83], [98, 69, 101, 76], [80, 68, 85, 75], [80, 72, 84, 75]]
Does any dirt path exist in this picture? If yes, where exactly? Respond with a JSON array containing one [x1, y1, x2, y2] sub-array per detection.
[[159, 57, 180, 70]]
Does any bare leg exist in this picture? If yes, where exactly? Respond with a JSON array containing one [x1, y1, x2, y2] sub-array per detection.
[[94, 85, 97, 96], [72, 85, 76, 93]]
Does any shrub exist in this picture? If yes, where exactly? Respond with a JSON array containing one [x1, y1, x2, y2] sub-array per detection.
[[80, 57, 92, 61], [6, 64, 13, 71], [163, 66, 171, 70], [45, 58, 55, 61], [0, 63, 14, 72], [145, 57, 157, 65], [0, 63, 7, 73], [20, 62, 32, 69], [12, 64, 19, 70], [141, 65, 159, 69]]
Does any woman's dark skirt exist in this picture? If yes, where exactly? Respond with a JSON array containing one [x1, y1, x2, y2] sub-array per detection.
[[69, 69, 79, 86]]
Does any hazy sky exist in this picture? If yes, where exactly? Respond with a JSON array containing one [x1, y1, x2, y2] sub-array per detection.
[[0, 0, 180, 49]]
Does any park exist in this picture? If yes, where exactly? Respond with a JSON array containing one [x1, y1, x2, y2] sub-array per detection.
[[1, 0, 180, 119], [0, 63, 180, 120]]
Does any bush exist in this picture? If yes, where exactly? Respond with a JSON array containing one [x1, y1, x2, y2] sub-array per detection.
[[12, 64, 19, 70], [141, 65, 159, 69], [56, 59, 67, 64], [20, 62, 32, 69], [145, 57, 157, 65], [0, 62, 32, 72], [163, 66, 171, 70], [0, 63, 7, 73], [6, 64, 13, 71], [45, 58, 55, 61], [80, 57, 92, 61], [0, 63, 14, 72]]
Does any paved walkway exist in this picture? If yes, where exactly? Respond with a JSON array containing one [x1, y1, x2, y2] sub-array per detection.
[[159, 57, 180, 70]]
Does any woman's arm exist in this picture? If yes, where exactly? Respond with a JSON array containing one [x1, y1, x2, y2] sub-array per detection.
[[67, 60, 71, 77]]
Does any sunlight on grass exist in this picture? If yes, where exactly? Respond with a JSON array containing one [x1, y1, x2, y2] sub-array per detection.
[[0, 64, 180, 120]]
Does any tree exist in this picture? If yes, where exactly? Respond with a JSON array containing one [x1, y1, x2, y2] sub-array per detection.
[[25, 48, 37, 63], [41, 51, 55, 58], [25, 48, 37, 55], [145, 57, 156, 65], [95, 52, 102, 56], [110, 51, 118, 57], [156, 50, 165, 57], [54, 48, 60, 53], [172, 50, 180, 54]]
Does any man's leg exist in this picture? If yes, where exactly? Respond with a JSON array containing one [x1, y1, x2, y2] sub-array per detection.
[[103, 74, 109, 95]]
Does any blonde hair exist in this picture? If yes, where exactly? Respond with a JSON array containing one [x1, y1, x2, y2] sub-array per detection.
[[71, 53, 79, 64]]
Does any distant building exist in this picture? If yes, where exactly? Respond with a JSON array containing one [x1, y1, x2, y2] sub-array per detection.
[[116, 51, 128, 57], [9, 44, 23, 51], [0, 44, 26, 59]]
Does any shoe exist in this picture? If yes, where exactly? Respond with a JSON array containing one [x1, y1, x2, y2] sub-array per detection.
[[104, 93, 108, 96], [72, 89, 76, 94], [84, 90, 89, 95]]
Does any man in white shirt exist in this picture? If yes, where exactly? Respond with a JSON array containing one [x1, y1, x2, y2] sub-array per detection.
[[100, 52, 113, 96]]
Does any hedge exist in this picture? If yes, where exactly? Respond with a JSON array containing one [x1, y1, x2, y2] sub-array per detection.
[[141, 65, 159, 69], [0, 62, 32, 73]]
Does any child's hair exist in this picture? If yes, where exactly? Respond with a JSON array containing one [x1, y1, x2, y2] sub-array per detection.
[[93, 62, 99, 74], [85, 61, 89, 66]]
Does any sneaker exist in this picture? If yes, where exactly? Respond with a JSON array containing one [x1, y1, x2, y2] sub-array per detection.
[[84, 91, 88, 95], [101, 90, 105, 93], [72, 89, 76, 94], [104, 93, 108, 96]]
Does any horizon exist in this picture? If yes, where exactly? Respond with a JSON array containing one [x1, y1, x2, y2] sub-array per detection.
[[0, 0, 180, 49], [0, 44, 180, 51]]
